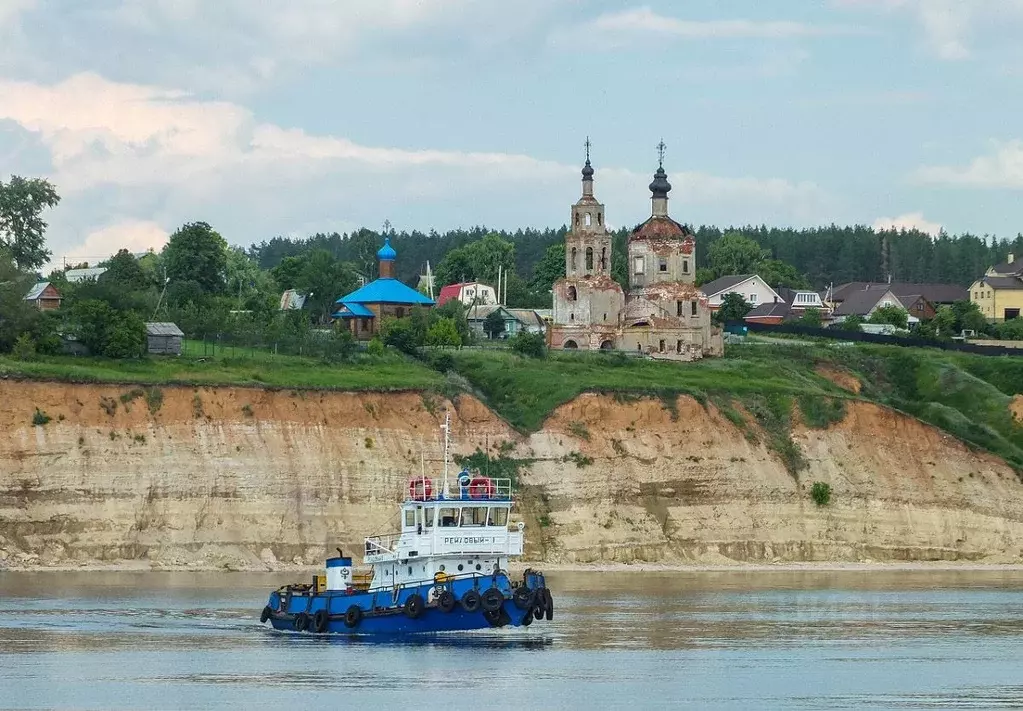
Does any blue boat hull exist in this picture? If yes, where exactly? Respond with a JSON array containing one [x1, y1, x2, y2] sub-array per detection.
[[260, 570, 552, 635]]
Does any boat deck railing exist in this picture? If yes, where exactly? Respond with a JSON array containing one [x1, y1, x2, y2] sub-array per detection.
[[406, 475, 513, 502], [364, 526, 524, 560]]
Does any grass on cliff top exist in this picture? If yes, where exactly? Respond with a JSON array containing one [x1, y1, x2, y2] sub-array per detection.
[[0, 345, 443, 391]]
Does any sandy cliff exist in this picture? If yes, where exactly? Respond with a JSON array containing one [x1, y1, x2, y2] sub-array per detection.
[[2, 381, 1022, 570]]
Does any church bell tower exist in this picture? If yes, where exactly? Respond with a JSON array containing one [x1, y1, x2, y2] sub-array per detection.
[[565, 137, 612, 278]]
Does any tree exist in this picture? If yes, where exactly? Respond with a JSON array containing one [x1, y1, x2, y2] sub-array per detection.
[[434, 233, 515, 288], [483, 310, 506, 339], [425, 318, 462, 347], [759, 259, 810, 289], [530, 243, 565, 294], [0, 253, 60, 353], [714, 293, 752, 324], [706, 232, 770, 279], [511, 331, 546, 358], [932, 305, 958, 339], [996, 318, 1023, 340], [0, 176, 60, 270], [101, 249, 151, 292], [837, 314, 864, 332], [270, 249, 359, 323], [380, 316, 423, 355], [797, 307, 823, 327], [163, 221, 228, 294], [435, 300, 471, 345], [868, 305, 909, 329], [950, 299, 987, 335]]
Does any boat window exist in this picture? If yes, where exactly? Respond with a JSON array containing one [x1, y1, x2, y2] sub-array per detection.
[[461, 507, 487, 527], [439, 508, 458, 527], [488, 508, 508, 526], [404, 509, 415, 527], [423, 507, 434, 528]]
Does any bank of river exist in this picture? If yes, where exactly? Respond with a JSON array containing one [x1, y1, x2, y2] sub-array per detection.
[[3, 569, 1023, 709]]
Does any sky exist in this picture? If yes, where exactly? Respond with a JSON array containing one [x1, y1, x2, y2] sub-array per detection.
[[1, 0, 1022, 272]]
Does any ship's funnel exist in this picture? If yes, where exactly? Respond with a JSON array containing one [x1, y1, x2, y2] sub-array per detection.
[[326, 555, 353, 591]]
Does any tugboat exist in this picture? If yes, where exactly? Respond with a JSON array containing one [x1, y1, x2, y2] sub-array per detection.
[[259, 414, 553, 634]]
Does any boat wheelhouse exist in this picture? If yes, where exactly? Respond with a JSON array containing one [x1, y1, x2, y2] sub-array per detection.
[[259, 414, 553, 635]]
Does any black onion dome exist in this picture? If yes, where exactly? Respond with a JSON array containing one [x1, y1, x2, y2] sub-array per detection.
[[581, 159, 594, 179], [649, 166, 671, 197]]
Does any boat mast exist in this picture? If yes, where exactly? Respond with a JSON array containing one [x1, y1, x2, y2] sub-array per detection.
[[441, 411, 451, 497]]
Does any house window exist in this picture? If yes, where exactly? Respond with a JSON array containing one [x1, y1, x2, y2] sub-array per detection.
[[659, 258, 668, 272], [395, 307, 405, 318], [691, 300, 698, 317], [676, 300, 683, 317], [633, 256, 645, 274], [749, 294, 758, 304]]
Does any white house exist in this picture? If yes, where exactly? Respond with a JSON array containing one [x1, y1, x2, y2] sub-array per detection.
[[699, 274, 781, 310], [437, 281, 498, 308]]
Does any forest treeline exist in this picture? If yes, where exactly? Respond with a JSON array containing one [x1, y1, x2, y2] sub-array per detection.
[[250, 223, 1023, 291]]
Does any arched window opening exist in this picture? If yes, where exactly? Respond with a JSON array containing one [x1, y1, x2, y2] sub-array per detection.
[[600, 248, 607, 272], [682, 260, 689, 274], [570, 313, 574, 321], [564, 340, 578, 349], [585, 247, 594, 272], [600, 340, 613, 350], [636, 342, 642, 352], [676, 340, 683, 354], [570, 248, 578, 273], [567, 285, 577, 301], [585, 213, 592, 226], [574, 213, 580, 226], [597, 212, 603, 226], [659, 339, 665, 353]]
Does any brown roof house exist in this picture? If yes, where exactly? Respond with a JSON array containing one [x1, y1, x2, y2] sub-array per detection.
[[24, 281, 62, 310]]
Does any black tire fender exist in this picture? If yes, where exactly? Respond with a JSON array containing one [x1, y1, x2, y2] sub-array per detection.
[[544, 588, 553, 621], [344, 604, 362, 628], [294, 612, 309, 632], [438, 590, 456, 613], [404, 593, 425, 619], [260, 605, 272, 624], [481, 587, 504, 613], [461, 589, 481, 613], [521, 609, 533, 626], [512, 586, 534, 610], [312, 608, 329, 633]]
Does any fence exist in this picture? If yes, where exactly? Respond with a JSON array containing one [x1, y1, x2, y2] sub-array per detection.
[[729, 321, 1023, 358]]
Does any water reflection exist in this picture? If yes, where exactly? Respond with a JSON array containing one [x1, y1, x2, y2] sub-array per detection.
[[3, 569, 1023, 710]]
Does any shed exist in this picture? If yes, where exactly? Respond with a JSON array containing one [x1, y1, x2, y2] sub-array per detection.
[[145, 322, 184, 355], [24, 281, 62, 310]]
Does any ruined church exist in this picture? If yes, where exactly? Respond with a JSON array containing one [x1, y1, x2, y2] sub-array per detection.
[[548, 144, 724, 361]]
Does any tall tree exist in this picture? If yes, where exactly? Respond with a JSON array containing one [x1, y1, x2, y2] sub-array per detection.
[[531, 243, 565, 294], [706, 232, 770, 279], [163, 221, 228, 294], [101, 249, 150, 292], [0, 176, 60, 270]]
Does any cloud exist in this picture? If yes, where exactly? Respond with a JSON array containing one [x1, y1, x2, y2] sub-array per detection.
[[872, 212, 942, 236], [912, 140, 1023, 189], [551, 6, 861, 48], [1, 72, 834, 263], [834, 0, 1023, 60], [59, 219, 169, 269]]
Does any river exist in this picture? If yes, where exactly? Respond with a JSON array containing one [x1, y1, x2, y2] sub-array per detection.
[[2, 568, 1023, 709]]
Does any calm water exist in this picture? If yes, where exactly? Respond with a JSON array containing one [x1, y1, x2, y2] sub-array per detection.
[[3, 569, 1023, 710]]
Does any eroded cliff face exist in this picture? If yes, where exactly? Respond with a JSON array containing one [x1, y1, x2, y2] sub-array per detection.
[[1, 381, 1021, 569]]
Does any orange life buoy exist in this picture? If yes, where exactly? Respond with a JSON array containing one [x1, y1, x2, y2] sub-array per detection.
[[468, 477, 495, 499], [409, 477, 433, 501]]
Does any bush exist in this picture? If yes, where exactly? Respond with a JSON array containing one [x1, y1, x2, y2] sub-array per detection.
[[425, 318, 462, 348], [366, 337, 385, 357], [426, 351, 455, 373], [510, 331, 546, 358], [810, 481, 832, 506], [12, 333, 36, 361], [32, 408, 51, 426]]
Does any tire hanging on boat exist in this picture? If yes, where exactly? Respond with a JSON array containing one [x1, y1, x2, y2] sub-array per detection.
[[533, 605, 544, 620], [481, 587, 503, 613], [513, 586, 534, 610], [438, 590, 456, 613], [294, 612, 310, 632], [260, 606, 272, 623], [404, 593, 425, 619], [521, 609, 533, 626], [483, 608, 502, 627], [344, 605, 362, 628], [544, 588, 554, 621], [312, 609, 329, 633], [461, 589, 481, 612]]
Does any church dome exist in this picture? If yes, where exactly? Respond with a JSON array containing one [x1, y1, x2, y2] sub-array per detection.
[[649, 166, 671, 197], [377, 237, 397, 261], [581, 159, 594, 179]]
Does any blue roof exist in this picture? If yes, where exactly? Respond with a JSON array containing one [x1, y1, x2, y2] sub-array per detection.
[[332, 302, 375, 318], [377, 238, 397, 261], [337, 278, 435, 306]]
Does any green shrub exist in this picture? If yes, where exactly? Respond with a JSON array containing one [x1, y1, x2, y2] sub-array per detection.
[[811, 481, 832, 506], [145, 388, 164, 414], [366, 337, 385, 357], [510, 331, 546, 359], [12, 333, 36, 361], [32, 408, 51, 426]]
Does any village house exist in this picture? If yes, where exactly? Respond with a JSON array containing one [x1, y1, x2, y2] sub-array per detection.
[[970, 254, 1023, 322], [437, 281, 498, 308], [548, 143, 723, 361], [24, 281, 62, 310], [828, 281, 966, 319], [744, 287, 829, 325], [832, 287, 926, 324], [700, 275, 781, 311], [332, 238, 435, 339]]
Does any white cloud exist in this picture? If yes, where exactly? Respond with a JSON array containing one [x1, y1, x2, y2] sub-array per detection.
[[1, 72, 834, 262], [551, 6, 860, 48], [834, 0, 1023, 60], [0, 0, 35, 28], [59, 219, 169, 270], [872, 212, 942, 235], [912, 140, 1023, 189]]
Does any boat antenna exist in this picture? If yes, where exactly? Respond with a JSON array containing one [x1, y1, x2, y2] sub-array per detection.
[[441, 411, 451, 497]]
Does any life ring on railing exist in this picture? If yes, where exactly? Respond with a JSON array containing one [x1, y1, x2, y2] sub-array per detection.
[[468, 477, 495, 499], [409, 477, 433, 501]]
